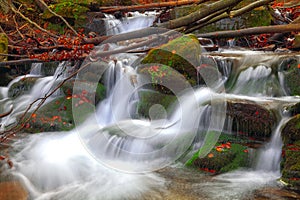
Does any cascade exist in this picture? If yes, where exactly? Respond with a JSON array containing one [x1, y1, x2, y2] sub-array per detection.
[[1, 14, 300, 200], [255, 118, 285, 173], [30, 63, 42, 76], [104, 12, 157, 35]]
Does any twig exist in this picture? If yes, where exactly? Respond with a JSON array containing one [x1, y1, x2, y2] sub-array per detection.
[[9, 3, 58, 38], [37, 0, 78, 35]]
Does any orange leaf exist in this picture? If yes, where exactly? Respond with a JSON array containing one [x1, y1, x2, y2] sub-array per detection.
[[208, 153, 214, 158]]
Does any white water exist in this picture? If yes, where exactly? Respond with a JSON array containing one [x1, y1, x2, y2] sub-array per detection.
[[255, 118, 285, 173], [0, 62, 70, 128], [30, 63, 42, 75], [202, 118, 286, 200], [104, 11, 157, 35], [1, 18, 299, 200]]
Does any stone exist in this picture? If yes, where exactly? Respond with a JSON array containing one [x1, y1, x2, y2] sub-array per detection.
[[138, 34, 201, 94], [281, 114, 300, 189], [8, 76, 39, 99], [279, 57, 300, 96], [0, 181, 28, 200], [226, 99, 277, 139]]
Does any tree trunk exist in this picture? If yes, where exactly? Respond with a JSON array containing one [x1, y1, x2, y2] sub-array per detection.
[[157, 0, 243, 29], [197, 23, 300, 39]]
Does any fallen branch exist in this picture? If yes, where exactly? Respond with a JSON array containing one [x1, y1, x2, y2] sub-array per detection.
[[100, 0, 205, 13], [157, 0, 243, 29], [197, 23, 300, 39], [37, 0, 78, 35], [185, 0, 273, 33], [9, 3, 58, 38]]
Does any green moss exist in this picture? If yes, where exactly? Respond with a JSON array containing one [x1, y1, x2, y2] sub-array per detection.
[[138, 34, 201, 94], [191, 142, 249, 173], [23, 96, 94, 133], [0, 33, 8, 61], [187, 132, 249, 173], [137, 90, 177, 118]]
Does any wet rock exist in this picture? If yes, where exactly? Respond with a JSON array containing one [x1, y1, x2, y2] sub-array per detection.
[[0, 181, 28, 200], [191, 134, 249, 174], [281, 114, 300, 189], [226, 99, 278, 139], [24, 96, 94, 133], [137, 90, 177, 118], [254, 187, 300, 200], [279, 57, 300, 96], [138, 34, 201, 94], [0, 67, 13, 86], [61, 79, 106, 105], [85, 12, 106, 35], [285, 102, 300, 116], [8, 76, 39, 99]]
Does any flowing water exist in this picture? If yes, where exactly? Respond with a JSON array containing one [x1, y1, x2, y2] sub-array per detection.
[[1, 14, 300, 200]]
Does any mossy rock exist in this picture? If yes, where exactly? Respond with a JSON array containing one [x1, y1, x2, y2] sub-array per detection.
[[281, 150, 300, 189], [285, 102, 300, 116], [226, 99, 277, 139], [0, 33, 8, 61], [61, 79, 106, 104], [42, 62, 60, 76], [137, 90, 177, 118], [23, 96, 94, 133], [191, 134, 249, 174], [281, 115, 300, 189], [282, 114, 300, 144], [8, 76, 39, 99], [138, 34, 201, 94], [279, 57, 300, 96]]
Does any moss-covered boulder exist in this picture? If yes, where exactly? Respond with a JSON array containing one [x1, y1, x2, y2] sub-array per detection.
[[8, 76, 39, 99], [23, 95, 94, 133], [190, 134, 249, 174], [137, 90, 177, 118], [279, 57, 300, 96], [226, 99, 277, 139], [138, 34, 201, 94], [281, 115, 300, 189], [61, 79, 106, 105]]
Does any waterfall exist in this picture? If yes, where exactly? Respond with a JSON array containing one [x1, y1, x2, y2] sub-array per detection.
[[255, 118, 285, 173], [30, 63, 42, 76], [1, 62, 71, 127], [104, 11, 157, 35]]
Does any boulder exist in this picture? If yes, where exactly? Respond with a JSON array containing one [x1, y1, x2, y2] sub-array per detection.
[[281, 114, 300, 189], [226, 99, 278, 139], [137, 90, 177, 118], [23, 96, 94, 133], [138, 34, 201, 94], [279, 57, 300, 96], [8, 76, 39, 99], [190, 133, 249, 174]]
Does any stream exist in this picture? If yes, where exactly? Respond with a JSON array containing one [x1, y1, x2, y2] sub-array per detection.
[[0, 11, 300, 200]]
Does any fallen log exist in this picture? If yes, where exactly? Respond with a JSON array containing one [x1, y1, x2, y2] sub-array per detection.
[[185, 0, 273, 33], [99, 0, 205, 13], [157, 0, 243, 29], [197, 23, 300, 39]]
